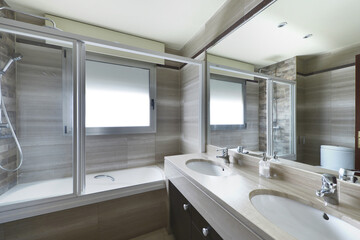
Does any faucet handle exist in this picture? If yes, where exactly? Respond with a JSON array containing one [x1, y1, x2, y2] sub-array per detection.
[[322, 174, 337, 188], [317, 173, 339, 205], [216, 147, 228, 156], [339, 168, 360, 182]]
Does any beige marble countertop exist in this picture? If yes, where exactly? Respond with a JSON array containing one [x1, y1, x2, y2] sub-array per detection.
[[165, 152, 360, 240]]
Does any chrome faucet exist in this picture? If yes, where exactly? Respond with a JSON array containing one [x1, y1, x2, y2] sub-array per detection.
[[216, 147, 229, 163], [273, 151, 278, 160], [316, 174, 338, 205], [339, 168, 360, 183]]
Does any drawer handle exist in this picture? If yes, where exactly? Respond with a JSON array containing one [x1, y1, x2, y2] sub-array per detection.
[[183, 203, 189, 211], [202, 227, 209, 237]]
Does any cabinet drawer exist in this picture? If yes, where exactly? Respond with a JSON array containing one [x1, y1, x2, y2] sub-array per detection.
[[169, 181, 222, 240], [191, 205, 222, 240], [169, 181, 191, 240], [191, 222, 206, 240]]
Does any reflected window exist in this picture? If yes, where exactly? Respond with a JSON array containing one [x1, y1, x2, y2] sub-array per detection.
[[86, 55, 156, 135], [209, 74, 246, 130]]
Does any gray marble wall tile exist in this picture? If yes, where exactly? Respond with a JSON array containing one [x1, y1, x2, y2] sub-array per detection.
[[298, 66, 355, 165], [0, 0, 17, 195], [16, 43, 73, 183], [180, 64, 200, 153], [15, 43, 182, 183], [155, 68, 180, 162], [85, 135, 128, 174]]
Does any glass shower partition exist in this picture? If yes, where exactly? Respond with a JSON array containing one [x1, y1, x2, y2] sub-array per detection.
[[0, 17, 204, 223], [0, 28, 77, 207], [267, 79, 296, 160]]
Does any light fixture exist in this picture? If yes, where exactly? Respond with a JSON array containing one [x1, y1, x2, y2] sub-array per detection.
[[303, 34, 313, 39], [277, 22, 287, 28]]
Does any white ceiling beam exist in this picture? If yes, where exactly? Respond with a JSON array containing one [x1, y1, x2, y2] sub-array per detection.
[[180, 0, 276, 58]]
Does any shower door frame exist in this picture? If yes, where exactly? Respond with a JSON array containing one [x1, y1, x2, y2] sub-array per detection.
[[266, 79, 296, 159], [356, 54, 360, 169], [0, 22, 82, 209], [0, 17, 205, 223]]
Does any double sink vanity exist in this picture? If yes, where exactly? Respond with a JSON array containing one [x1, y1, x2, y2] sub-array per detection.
[[165, 148, 360, 240]]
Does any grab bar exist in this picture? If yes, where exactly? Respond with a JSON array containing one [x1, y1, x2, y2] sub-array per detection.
[[0, 7, 60, 30]]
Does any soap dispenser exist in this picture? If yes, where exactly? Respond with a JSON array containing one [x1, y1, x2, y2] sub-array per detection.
[[259, 152, 270, 178]]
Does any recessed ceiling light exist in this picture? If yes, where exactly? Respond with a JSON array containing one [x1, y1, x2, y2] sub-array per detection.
[[303, 34, 313, 39], [277, 22, 288, 28]]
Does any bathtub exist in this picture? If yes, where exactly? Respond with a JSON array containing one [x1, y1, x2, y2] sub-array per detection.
[[0, 165, 165, 206]]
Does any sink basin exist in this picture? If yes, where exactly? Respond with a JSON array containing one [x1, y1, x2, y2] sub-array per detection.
[[186, 159, 231, 176], [250, 190, 360, 240]]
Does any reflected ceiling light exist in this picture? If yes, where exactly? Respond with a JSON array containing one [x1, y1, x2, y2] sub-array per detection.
[[277, 22, 288, 28], [303, 34, 313, 39]]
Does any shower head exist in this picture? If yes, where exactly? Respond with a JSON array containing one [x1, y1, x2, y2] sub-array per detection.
[[0, 53, 23, 75]]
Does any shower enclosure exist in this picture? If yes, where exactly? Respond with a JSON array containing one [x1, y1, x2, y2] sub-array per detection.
[[267, 79, 296, 160], [0, 17, 204, 223], [0, 30, 76, 206]]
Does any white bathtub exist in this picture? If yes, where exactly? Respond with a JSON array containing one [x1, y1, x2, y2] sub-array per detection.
[[0, 165, 165, 206]]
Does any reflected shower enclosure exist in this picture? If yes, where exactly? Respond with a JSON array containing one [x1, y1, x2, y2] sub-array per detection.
[[207, 63, 296, 159], [267, 79, 296, 159]]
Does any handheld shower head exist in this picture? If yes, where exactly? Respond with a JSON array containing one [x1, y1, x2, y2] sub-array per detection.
[[0, 53, 23, 75], [12, 53, 23, 61]]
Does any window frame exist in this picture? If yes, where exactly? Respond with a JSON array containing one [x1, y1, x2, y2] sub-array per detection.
[[85, 53, 156, 135], [209, 73, 247, 131]]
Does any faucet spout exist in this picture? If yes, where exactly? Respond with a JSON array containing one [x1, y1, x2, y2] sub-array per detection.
[[316, 188, 335, 197], [216, 147, 229, 164]]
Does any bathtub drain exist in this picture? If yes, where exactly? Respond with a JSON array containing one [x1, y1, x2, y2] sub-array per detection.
[[94, 174, 115, 181]]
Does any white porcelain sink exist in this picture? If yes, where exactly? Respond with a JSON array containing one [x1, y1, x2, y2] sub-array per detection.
[[186, 159, 231, 176], [251, 191, 360, 240]]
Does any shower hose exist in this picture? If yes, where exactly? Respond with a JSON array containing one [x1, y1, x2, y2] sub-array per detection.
[[0, 93, 24, 172]]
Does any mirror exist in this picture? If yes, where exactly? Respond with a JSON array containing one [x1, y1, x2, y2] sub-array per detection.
[[206, 0, 360, 172], [209, 74, 246, 130]]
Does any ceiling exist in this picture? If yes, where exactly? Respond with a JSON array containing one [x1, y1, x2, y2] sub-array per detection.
[[209, 0, 360, 67], [6, 0, 227, 50]]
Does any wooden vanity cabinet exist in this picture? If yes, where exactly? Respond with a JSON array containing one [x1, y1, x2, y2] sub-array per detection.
[[169, 180, 191, 240], [169, 181, 223, 240]]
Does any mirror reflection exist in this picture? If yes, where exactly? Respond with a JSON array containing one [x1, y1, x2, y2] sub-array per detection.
[[209, 74, 246, 129], [206, 0, 360, 171]]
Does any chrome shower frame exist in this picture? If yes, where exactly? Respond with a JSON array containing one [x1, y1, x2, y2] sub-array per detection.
[[266, 79, 296, 159], [0, 17, 204, 223]]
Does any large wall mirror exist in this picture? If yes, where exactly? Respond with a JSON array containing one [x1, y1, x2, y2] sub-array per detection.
[[206, 0, 360, 172]]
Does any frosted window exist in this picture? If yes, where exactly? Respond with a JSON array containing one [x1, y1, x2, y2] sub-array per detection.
[[210, 79, 245, 126], [86, 60, 151, 128]]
